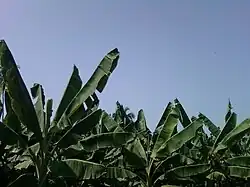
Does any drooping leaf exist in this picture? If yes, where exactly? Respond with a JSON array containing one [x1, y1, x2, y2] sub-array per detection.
[[114, 125, 125, 132], [0, 122, 21, 145], [15, 160, 34, 170], [0, 40, 42, 140], [168, 164, 211, 178], [101, 111, 119, 132], [206, 171, 226, 181], [180, 155, 195, 165], [191, 116, 197, 122], [0, 122, 27, 147], [51, 159, 137, 182], [67, 103, 87, 127], [50, 159, 105, 179], [198, 113, 220, 137], [104, 148, 121, 160], [159, 154, 184, 169], [226, 156, 250, 167], [228, 166, 250, 179], [60, 142, 87, 158], [80, 132, 135, 152], [84, 92, 99, 112], [106, 166, 137, 180], [22, 142, 40, 156]]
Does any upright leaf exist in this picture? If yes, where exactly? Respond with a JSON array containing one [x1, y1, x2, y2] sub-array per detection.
[[56, 109, 103, 148], [174, 99, 191, 128], [123, 138, 147, 168], [151, 105, 179, 158], [225, 99, 232, 123], [156, 119, 203, 157], [31, 83, 45, 134], [135, 109, 147, 132], [212, 112, 237, 152], [214, 118, 250, 153], [65, 48, 119, 118], [0, 40, 42, 140], [45, 99, 53, 134], [153, 102, 173, 132], [4, 92, 22, 133], [53, 65, 82, 124]]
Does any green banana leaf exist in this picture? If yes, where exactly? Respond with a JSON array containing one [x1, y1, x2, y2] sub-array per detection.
[[174, 99, 191, 128], [56, 109, 103, 148], [151, 105, 179, 158], [53, 65, 82, 124], [31, 84, 45, 135], [135, 109, 147, 132], [228, 166, 250, 179], [0, 40, 42, 141], [226, 156, 250, 167], [206, 171, 226, 181], [225, 99, 233, 123], [198, 113, 220, 137], [51, 159, 137, 180], [212, 111, 237, 152], [45, 99, 53, 135], [167, 164, 211, 178], [155, 119, 203, 158], [80, 132, 135, 152], [123, 138, 147, 168], [65, 48, 119, 118], [214, 118, 250, 153], [50, 159, 105, 179], [101, 111, 119, 132]]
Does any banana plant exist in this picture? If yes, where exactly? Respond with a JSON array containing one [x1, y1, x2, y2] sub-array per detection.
[[170, 100, 250, 185], [103, 100, 204, 187], [0, 40, 136, 186]]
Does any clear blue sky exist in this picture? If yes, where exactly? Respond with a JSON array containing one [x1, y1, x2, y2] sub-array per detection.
[[1, 1, 250, 130]]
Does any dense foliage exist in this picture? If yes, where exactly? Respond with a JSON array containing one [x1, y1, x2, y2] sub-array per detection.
[[1, 40, 250, 186]]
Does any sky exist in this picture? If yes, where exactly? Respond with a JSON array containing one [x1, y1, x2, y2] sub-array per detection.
[[1, 1, 250, 131]]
